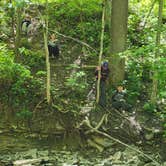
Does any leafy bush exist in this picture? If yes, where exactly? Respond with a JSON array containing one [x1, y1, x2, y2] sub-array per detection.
[[47, 0, 105, 52], [16, 108, 33, 119], [125, 57, 143, 104], [143, 102, 156, 112], [0, 44, 43, 114], [65, 70, 88, 94], [19, 47, 45, 70]]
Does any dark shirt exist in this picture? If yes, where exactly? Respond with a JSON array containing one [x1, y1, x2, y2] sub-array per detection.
[[95, 66, 110, 81], [112, 90, 126, 102]]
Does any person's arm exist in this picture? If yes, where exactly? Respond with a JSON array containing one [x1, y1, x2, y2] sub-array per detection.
[[95, 66, 100, 79]]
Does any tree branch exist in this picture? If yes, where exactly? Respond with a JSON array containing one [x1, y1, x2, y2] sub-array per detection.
[[47, 28, 98, 54]]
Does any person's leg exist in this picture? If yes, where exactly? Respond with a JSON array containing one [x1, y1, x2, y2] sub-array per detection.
[[53, 45, 59, 58], [55, 45, 59, 57], [48, 45, 52, 57], [99, 80, 106, 107], [122, 102, 132, 111], [112, 101, 122, 110]]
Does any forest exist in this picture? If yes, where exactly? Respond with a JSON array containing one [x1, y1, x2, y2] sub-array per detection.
[[0, 0, 166, 165]]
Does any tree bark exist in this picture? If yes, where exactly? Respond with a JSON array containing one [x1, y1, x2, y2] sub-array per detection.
[[109, 0, 128, 87], [96, 1, 105, 103], [105, 0, 111, 32], [79, 0, 86, 56], [44, 0, 51, 104], [9, 0, 15, 43], [151, 0, 163, 104], [15, 7, 21, 57]]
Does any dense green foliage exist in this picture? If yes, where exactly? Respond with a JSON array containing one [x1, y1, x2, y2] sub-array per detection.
[[0, 0, 166, 135], [0, 44, 44, 116]]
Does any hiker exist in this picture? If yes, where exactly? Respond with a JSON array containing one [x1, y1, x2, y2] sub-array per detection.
[[95, 61, 110, 107], [27, 18, 40, 36], [21, 15, 31, 35], [48, 34, 59, 58], [111, 85, 131, 111]]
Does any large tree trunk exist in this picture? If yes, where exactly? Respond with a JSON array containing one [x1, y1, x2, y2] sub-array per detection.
[[109, 0, 128, 87], [151, 0, 163, 104], [79, 0, 86, 55]]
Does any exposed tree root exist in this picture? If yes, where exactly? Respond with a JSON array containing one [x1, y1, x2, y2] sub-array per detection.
[[81, 118, 160, 166], [33, 99, 46, 112]]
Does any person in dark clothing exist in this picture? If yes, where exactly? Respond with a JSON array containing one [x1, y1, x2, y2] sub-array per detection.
[[21, 15, 31, 34], [111, 86, 131, 111], [48, 34, 59, 58], [95, 61, 110, 107]]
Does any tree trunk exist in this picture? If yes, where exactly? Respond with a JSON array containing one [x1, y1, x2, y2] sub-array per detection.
[[44, 0, 51, 104], [151, 0, 163, 104], [105, 0, 111, 31], [109, 0, 128, 87], [79, 0, 86, 56], [10, 0, 15, 44], [15, 7, 21, 57], [96, 1, 105, 103]]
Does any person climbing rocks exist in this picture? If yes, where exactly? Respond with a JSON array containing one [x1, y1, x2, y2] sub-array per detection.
[[48, 34, 59, 58], [27, 18, 41, 36], [111, 85, 132, 111], [95, 61, 110, 107], [21, 15, 31, 35]]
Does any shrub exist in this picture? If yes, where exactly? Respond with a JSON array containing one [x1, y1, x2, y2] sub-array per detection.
[[0, 43, 43, 115]]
